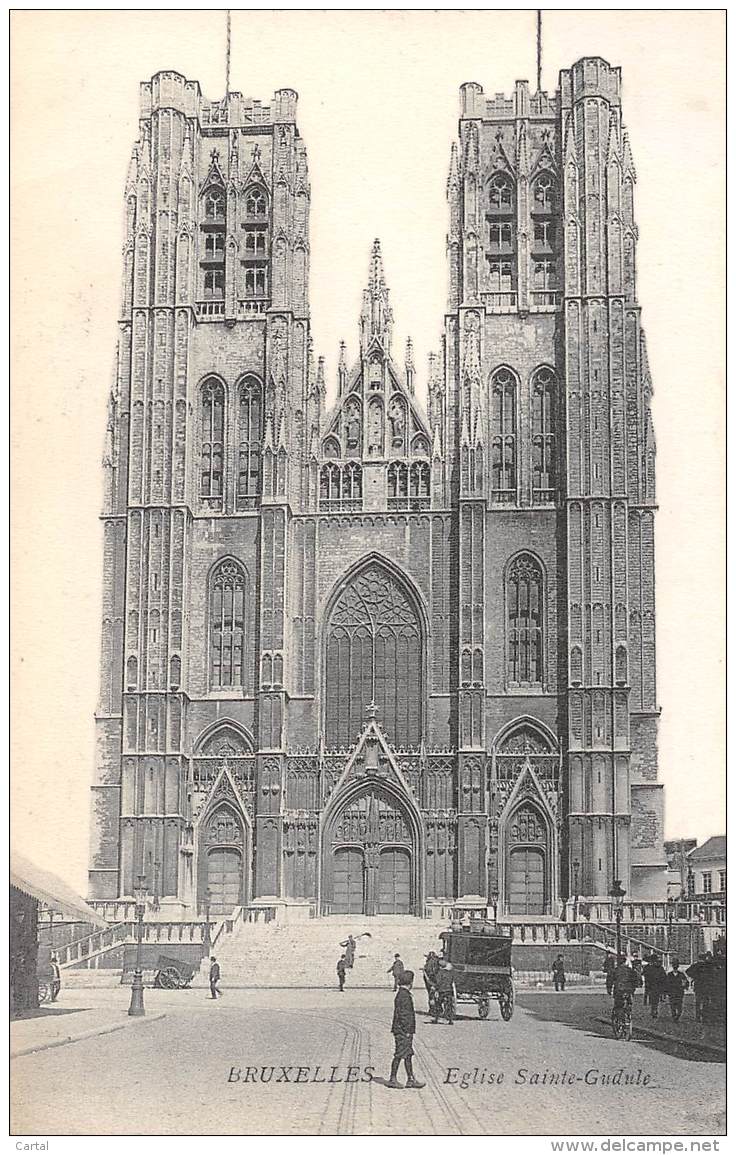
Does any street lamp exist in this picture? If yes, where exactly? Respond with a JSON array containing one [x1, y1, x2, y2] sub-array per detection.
[[128, 874, 148, 1017], [610, 878, 626, 959], [490, 889, 499, 923], [151, 860, 161, 913], [666, 895, 675, 955], [572, 858, 581, 926], [203, 887, 213, 954]]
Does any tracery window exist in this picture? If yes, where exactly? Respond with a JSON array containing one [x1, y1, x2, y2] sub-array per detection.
[[388, 461, 430, 510], [200, 187, 226, 304], [530, 172, 558, 305], [486, 175, 517, 303], [507, 554, 544, 685], [209, 560, 246, 689], [531, 367, 557, 503], [204, 190, 225, 221], [242, 186, 269, 303], [200, 378, 225, 500], [245, 187, 268, 218], [491, 368, 518, 503], [319, 463, 362, 510], [237, 376, 262, 506], [325, 564, 422, 748]]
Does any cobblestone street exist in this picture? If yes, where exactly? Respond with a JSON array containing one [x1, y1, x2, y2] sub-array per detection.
[[11, 987, 725, 1136]]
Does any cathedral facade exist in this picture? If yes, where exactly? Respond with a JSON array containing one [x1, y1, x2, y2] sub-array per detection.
[[88, 58, 666, 921]]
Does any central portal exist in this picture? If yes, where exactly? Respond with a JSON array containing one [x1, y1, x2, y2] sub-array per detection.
[[324, 785, 417, 915]]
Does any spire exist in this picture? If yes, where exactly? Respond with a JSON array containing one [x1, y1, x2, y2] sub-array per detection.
[[405, 337, 415, 395], [316, 355, 326, 399], [338, 341, 348, 395], [360, 238, 393, 353]]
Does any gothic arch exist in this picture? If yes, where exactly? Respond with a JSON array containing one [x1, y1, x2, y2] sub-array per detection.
[[321, 554, 429, 750], [193, 717, 255, 756], [319, 773, 425, 916], [491, 714, 558, 754], [496, 762, 558, 916], [504, 550, 547, 687], [195, 774, 252, 917], [206, 556, 250, 690]]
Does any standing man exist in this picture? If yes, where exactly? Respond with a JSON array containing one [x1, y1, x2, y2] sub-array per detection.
[[603, 951, 616, 996], [645, 955, 667, 1019], [423, 951, 440, 1013], [387, 953, 405, 991], [687, 953, 709, 1023], [340, 935, 357, 969], [209, 955, 221, 999], [630, 955, 643, 999], [433, 962, 456, 1025], [337, 954, 347, 992], [666, 958, 689, 1021], [49, 954, 61, 1002], [387, 970, 425, 1090], [552, 954, 566, 992]]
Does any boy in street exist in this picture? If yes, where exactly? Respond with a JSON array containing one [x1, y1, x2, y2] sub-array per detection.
[[337, 954, 347, 992], [388, 970, 424, 1090]]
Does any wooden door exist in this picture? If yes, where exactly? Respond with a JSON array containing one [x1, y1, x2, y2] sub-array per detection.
[[207, 847, 242, 916], [377, 848, 411, 914], [332, 848, 365, 914], [507, 847, 545, 915]]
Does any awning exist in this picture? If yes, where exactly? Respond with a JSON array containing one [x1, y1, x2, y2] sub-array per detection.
[[10, 849, 107, 927]]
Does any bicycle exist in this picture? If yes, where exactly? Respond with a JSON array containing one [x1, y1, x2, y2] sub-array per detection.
[[611, 993, 633, 1040]]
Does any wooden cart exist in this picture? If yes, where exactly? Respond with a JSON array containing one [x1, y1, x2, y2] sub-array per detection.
[[439, 923, 514, 1021]]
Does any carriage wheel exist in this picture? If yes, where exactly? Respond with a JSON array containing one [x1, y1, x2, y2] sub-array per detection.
[[478, 998, 490, 1020], [500, 982, 515, 1021], [158, 967, 181, 990]]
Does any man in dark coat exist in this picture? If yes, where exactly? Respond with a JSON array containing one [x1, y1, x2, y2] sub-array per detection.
[[387, 953, 405, 991], [423, 951, 440, 1012], [552, 954, 566, 992], [388, 970, 424, 1089], [433, 962, 456, 1024], [644, 956, 667, 1019], [666, 958, 689, 1021], [337, 955, 347, 992], [209, 956, 221, 999], [49, 954, 61, 1002], [602, 952, 616, 995]]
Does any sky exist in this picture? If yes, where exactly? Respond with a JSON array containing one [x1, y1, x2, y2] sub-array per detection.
[[11, 10, 725, 894]]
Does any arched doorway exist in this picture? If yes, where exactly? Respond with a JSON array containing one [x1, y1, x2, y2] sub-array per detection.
[[197, 801, 249, 917], [505, 803, 549, 915], [323, 785, 419, 916]]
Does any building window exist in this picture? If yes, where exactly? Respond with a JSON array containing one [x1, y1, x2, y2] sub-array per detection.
[[719, 870, 726, 892], [245, 187, 268, 219], [532, 259, 558, 290], [244, 266, 267, 297], [324, 562, 422, 748], [531, 367, 557, 503], [243, 230, 267, 257], [204, 232, 225, 259], [237, 376, 262, 505], [507, 553, 544, 685], [532, 172, 555, 214], [203, 268, 224, 299], [209, 559, 246, 689], [319, 462, 363, 509], [486, 175, 517, 299], [387, 461, 429, 509], [530, 172, 558, 303], [200, 378, 225, 499], [702, 872, 712, 894], [533, 220, 555, 249], [491, 367, 517, 502], [204, 190, 225, 221]]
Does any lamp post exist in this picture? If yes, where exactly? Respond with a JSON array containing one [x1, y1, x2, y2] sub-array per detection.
[[203, 887, 213, 954], [610, 878, 626, 959], [128, 874, 148, 1017], [572, 858, 580, 926], [666, 895, 675, 956], [151, 860, 161, 914], [490, 889, 499, 924]]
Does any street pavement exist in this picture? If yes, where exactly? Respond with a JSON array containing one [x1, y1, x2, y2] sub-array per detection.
[[11, 986, 725, 1136]]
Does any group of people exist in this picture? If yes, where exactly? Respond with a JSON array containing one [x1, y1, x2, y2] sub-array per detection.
[[602, 949, 720, 1023]]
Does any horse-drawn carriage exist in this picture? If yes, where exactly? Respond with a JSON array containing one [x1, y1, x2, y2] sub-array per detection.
[[437, 923, 514, 1022]]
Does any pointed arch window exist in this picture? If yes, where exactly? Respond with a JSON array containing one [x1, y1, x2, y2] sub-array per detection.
[[199, 186, 226, 307], [236, 376, 262, 507], [209, 560, 247, 689], [530, 172, 558, 305], [486, 174, 517, 306], [507, 554, 544, 685], [491, 368, 517, 503], [531, 367, 557, 503], [200, 378, 225, 501], [325, 563, 422, 748], [242, 185, 269, 305]]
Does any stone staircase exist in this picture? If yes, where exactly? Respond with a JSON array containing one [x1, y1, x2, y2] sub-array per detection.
[[198, 916, 448, 988]]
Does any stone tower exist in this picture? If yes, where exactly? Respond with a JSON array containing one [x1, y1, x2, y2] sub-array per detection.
[[89, 59, 665, 921]]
